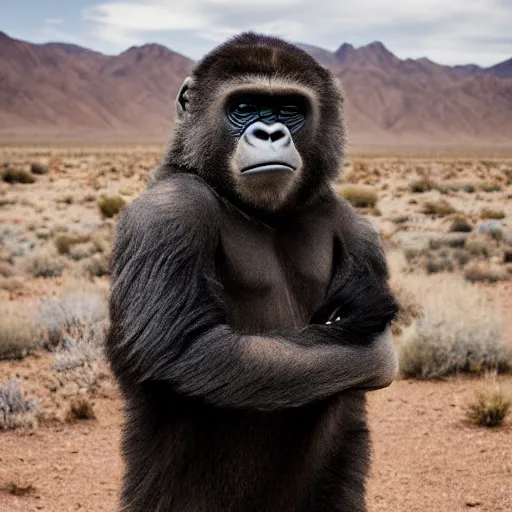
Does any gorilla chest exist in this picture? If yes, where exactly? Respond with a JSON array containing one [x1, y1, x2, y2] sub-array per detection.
[[217, 213, 333, 331]]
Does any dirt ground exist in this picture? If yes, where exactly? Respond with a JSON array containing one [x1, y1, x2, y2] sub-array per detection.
[[0, 369, 510, 512], [1, 147, 512, 511]]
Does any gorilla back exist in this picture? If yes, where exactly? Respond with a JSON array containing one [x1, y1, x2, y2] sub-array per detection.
[[108, 33, 398, 512]]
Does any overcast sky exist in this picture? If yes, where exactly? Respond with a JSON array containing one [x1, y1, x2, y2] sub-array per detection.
[[2, 0, 512, 66]]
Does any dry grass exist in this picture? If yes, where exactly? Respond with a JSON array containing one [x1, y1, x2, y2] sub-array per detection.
[[67, 397, 96, 421], [338, 185, 378, 208], [463, 261, 510, 283], [421, 199, 457, 216], [480, 207, 506, 220], [396, 273, 511, 379], [0, 301, 41, 360], [0, 379, 38, 430], [467, 379, 511, 427], [24, 248, 67, 278]]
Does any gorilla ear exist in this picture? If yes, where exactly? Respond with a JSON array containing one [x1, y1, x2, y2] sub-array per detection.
[[176, 76, 194, 119]]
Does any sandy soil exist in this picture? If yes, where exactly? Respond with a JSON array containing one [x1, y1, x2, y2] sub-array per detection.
[[0, 371, 510, 512]]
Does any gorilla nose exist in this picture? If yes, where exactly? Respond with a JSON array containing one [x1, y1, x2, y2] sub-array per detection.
[[244, 122, 291, 149]]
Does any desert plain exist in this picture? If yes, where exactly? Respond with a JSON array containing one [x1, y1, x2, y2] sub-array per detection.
[[0, 144, 511, 512]]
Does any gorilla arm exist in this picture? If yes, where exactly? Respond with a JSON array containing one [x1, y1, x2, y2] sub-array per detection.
[[107, 176, 397, 411]]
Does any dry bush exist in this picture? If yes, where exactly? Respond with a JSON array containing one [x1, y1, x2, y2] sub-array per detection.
[[421, 200, 457, 216], [81, 253, 110, 277], [0, 301, 41, 360], [464, 261, 510, 283], [38, 285, 107, 343], [24, 248, 67, 278], [480, 208, 505, 220], [30, 162, 48, 175], [54, 234, 90, 255], [449, 215, 472, 233], [98, 195, 126, 218], [409, 178, 433, 193], [480, 181, 502, 193], [0, 379, 38, 430], [465, 234, 489, 256], [339, 185, 378, 208], [397, 274, 510, 379], [67, 397, 96, 421], [467, 380, 511, 427], [2, 168, 35, 184]]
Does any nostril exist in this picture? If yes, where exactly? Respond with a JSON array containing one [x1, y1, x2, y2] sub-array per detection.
[[253, 128, 270, 141], [270, 130, 286, 142]]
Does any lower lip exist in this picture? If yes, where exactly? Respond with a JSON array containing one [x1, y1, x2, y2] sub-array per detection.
[[242, 164, 295, 175]]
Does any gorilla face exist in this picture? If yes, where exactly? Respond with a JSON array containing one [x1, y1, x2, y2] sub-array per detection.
[[228, 94, 307, 210], [168, 33, 345, 214]]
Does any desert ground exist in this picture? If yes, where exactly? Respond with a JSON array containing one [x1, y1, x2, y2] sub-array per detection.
[[0, 145, 511, 512]]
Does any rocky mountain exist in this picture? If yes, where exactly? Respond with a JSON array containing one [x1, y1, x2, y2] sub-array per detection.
[[1, 31, 511, 145]]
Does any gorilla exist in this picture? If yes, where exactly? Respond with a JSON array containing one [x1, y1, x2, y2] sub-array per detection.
[[107, 33, 398, 512]]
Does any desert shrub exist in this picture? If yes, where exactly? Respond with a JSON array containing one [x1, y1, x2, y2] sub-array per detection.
[[24, 249, 66, 278], [392, 215, 409, 224], [0, 301, 41, 359], [339, 186, 378, 208], [452, 249, 471, 267], [2, 168, 35, 184], [30, 162, 48, 175], [0, 379, 37, 430], [465, 234, 489, 256], [54, 234, 90, 255], [425, 257, 454, 274], [464, 261, 509, 283], [67, 397, 96, 421], [480, 208, 505, 220], [398, 275, 511, 379], [467, 386, 511, 427], [98, 195, 126, 218], [462, 183, 476, 193], [504, 250, 512, 264], [421, 200, 456, 216], [480, 181, 502, 192], [38, 287, 107, 340], [82, 253, 110, 277], [449, 215, 472, 233], [409, 178, 432, 193]]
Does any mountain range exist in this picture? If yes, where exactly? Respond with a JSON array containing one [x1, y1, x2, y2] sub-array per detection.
[[1, 31, 511, 146]]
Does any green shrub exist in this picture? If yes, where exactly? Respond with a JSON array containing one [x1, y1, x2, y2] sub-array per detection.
[[339, 186, 378, 208], [98, 195, 126, 218], [30, 163, 48, 175], [449, 215, 472, 233], [55, 234, 90, 255], [409, 178, 432, 193], [2, 168, 35, 184]]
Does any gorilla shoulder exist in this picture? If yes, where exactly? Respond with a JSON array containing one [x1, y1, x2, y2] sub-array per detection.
[[114, 174, 221, 265]]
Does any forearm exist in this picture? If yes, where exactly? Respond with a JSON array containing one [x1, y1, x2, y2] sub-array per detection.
[[132, 324, 397, 411]]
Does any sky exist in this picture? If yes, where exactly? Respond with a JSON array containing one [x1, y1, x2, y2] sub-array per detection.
[[2, 0, 512, 66]]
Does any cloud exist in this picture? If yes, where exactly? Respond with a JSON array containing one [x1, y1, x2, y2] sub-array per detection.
[[79, 0, 512, 65], [45, 18, 64, 25]]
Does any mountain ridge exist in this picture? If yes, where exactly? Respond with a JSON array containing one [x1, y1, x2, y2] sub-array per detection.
[[1, 32, 511, 145]]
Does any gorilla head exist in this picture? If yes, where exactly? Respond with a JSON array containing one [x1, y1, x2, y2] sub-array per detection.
[[164, 32, 346, 212]]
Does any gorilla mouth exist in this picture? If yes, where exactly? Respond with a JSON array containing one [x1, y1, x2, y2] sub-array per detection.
[[242, 162, 295, 174]]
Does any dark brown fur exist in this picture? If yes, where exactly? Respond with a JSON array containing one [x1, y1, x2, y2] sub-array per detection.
[[108, 33, 398, 512]]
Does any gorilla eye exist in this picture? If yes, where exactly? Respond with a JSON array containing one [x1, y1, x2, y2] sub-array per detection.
[[278, 104, 305, 134], [227, 101, 260, 133]]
